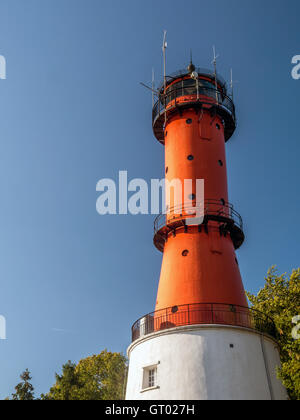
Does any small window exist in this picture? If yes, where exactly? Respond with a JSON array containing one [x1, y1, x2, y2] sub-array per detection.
[[221, 198, 226, 206], [189, 194, 196, 200], [198, 79, 216, 90], [166, 167, 169, 174], [142, 366, 158, 390], [218, 160, 223, 167], [216, 123, 221, 130], [187, 155, 194, 161], [183, 79, 197, 96], [182, 250, 189, 257], [186, 118, 193, 125]]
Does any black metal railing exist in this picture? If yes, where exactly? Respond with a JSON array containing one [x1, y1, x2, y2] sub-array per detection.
[[154, 200, 243, 236], [158, 67, 227, 92], [152, 85, 236, 128], [131, 303, 277, 343]]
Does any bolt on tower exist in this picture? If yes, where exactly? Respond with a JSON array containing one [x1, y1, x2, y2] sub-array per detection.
[[126, 54, 287, 400]]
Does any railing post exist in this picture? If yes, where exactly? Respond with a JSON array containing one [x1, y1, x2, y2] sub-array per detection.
[[188, 304, 190, 325], [211, 303, 214, 323]]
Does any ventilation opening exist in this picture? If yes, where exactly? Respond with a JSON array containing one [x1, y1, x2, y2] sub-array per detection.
[[186, 119, 193, 125], [187, 155, 194, 161]]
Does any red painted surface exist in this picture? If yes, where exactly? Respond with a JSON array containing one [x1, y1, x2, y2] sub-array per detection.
[[154, 86, 248, 313]]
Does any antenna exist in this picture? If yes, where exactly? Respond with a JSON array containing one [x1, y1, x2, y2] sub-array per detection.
[[212, 46, 219, 105], [162, 31, 167, 93], [139, 82, 160, 96], [152, 68, 155, 107], [212, 45, 219, 71], [188, 50, 199, 99], [230, 69, 234, 101], [162, 30, 168, 126], [188, 49, 196, 74]]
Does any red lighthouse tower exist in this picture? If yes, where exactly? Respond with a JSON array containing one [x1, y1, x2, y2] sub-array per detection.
[[153, 61, 246, 313], [126, 51, 287, 401]]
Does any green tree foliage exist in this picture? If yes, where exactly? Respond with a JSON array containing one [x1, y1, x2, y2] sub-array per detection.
[[11, 369, 35, 400], [43, 350, 127, 400], [41, 361, 81, 400], [246, 267, 300, 400]]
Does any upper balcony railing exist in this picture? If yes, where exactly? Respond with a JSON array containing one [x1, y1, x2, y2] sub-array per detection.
[[152, 84, 236, 143], [157, 67, 228, 93], [131, 303, 278, 343]]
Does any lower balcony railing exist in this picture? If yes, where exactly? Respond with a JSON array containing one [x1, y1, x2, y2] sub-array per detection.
[[153, 200, 245, 252], [131, 303, 277, 343]]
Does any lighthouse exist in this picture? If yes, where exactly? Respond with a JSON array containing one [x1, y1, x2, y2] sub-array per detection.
[[125, 53, 287, 400]]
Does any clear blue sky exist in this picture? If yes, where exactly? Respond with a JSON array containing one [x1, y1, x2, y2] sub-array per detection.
[[0, 0, 299, 398]]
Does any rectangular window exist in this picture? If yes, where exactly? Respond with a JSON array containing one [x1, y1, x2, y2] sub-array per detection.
[[142, 365, 158, 391]]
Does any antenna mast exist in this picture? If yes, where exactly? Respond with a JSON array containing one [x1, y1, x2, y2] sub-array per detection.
[[152, 68, 155, 107], [162, 30, 168, 126], [212, 46, 219, 105], [162, 31, 167, 93]]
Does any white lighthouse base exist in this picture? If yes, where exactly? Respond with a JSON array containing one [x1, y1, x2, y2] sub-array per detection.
[[126, 325, 287, 400]]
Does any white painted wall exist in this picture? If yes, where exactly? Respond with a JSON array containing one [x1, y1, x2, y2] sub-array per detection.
[[126, 325, 287, 400]]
